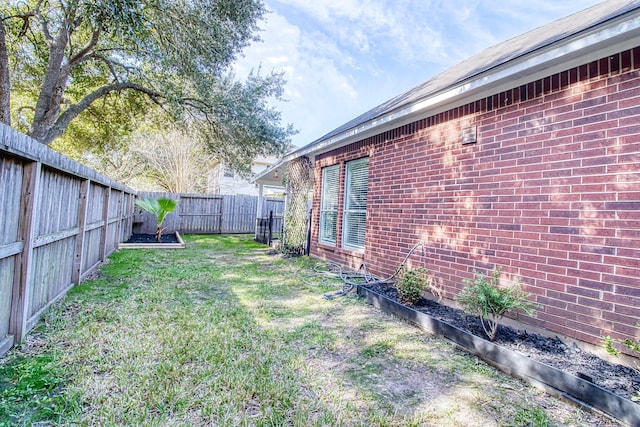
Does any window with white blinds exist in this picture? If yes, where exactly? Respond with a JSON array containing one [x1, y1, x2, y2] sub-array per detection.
[[319, 165, 339, 244], [343, 157, 369, 250]]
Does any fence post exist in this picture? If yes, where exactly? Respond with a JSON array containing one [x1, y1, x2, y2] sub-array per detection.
[[114, 190, 124, 245], [98, 186, 111, 261], [10, 160, 41, 343], [72, 179, 90, 284], [267, 211, 273, 246], [255, 185, 264, 239], [218, 196, 223, 234], [306, 208, 312, 256]]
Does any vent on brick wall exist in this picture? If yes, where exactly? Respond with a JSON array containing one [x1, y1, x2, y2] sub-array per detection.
[[462, 126, 477, 145]]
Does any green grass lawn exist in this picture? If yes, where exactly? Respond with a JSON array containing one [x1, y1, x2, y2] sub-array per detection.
[[0, 235, 618, 426]]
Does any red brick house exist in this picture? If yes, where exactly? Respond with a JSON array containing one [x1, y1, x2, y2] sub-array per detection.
[[255, 0, 640, 353]]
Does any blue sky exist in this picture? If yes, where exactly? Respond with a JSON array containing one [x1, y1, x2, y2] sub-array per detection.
[[234, 0, 604, 149]]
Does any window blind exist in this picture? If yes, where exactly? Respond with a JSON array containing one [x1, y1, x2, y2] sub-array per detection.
[[343, 158, 369, 250], [319, 165, 339, 244]]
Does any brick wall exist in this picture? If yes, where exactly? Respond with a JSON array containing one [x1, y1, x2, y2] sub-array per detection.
[[310, 47, 640, 351]]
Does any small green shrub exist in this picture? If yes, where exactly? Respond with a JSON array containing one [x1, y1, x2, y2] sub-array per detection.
[[395, 267, 429, 305], [604, 327, 640, 402], [456, 267, 536, 341]]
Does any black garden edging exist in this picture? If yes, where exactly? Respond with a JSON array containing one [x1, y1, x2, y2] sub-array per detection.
[[357, 285, 640, 426]]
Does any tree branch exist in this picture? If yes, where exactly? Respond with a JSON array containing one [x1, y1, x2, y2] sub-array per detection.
[[84, 53, 136, 81], [43, 81, 165, 144], [35, 7, 52, 43], [68, 28, 100, 68]]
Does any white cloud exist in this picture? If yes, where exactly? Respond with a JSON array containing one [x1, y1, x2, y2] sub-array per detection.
[[234, 7, 362, 146], [234, 0, 604, 147]]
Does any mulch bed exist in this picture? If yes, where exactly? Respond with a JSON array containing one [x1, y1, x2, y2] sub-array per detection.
[[125, 233, 179, 244], [362, 282, 640, 401]]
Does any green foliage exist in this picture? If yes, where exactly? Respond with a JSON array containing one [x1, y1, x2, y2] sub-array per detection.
[[513, 404, 550, 427], [603, 326, 640, 402], [456, 267, 536, 341], [604, 335, 620, 356], [134, 197, 178, 241], [361, 341, 392, 358], [0, 354, 78, 425], [396, 267, 429, 306], [1, 0, 294, 168], [281, 157, 311, 256]]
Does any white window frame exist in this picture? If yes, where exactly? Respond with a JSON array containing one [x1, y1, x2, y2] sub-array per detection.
[[342, 157, 369, 251], [223, 167, 235, 178], [319, 165, 339, 245]]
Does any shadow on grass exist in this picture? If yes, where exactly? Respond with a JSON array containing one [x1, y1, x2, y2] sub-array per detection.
[[0, 235, 618, 426]]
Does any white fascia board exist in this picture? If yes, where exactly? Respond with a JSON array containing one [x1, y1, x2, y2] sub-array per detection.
[[254, 10, 640, 186]]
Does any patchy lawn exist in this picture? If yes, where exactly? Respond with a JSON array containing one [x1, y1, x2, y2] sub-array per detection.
[[0, 235, 619, 426]]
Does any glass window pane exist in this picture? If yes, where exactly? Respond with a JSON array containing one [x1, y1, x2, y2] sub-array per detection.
[[343, 158, 368, 250], [319, 165, 339, 244]]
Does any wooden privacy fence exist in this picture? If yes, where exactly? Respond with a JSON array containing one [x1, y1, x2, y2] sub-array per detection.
[[0, 124, 136, 357], [135, 192, 285, 235]]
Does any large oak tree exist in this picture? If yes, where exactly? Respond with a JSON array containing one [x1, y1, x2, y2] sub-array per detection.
[[1, 0, 293, 168]]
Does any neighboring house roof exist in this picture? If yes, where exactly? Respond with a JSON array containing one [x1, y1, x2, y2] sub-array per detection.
[[255, 0, 640, 187]]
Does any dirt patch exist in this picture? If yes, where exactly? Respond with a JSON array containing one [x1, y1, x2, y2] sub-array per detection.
[[297, 299, 618, 426], [363, 282, 640, 401]]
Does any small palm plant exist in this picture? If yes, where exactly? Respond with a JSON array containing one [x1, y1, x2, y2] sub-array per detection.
[[135, 197, 178, 242], [456, 267, 536, 341]]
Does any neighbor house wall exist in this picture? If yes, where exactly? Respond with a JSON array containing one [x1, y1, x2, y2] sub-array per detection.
[[310, 47, 640, 350], [208, 156, 278, 196]]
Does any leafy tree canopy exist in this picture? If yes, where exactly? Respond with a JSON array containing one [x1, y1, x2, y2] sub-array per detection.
[[1, 0, 294, 171]]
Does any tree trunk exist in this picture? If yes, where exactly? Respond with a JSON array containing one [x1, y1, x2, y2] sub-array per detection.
[[29, 26, 69, 143], [0, 22, 10, 126]]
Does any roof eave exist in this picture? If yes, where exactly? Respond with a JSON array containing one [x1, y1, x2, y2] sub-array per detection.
[[254, 9, 640, 186]]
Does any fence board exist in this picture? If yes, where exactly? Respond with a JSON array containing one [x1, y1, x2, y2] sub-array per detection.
[[82, 228, 102, 278], [0, 153, 23, 349], [36, 168, 80, 239], [264, 198, 286, 218], [0, 257, 15, 353], [10, 160, 40, 350], [179, 195, 223, 234], [28, 237, 75, 321], [0, 148, 20, 347], [1, 124, 136, 357], [0, 155, 23, 245], [0, 242, 22, 259], [223, 195, 257, 234], [118, 192, 135, 244], [105, 188, 120, 255], [133, 193, 285, 235]]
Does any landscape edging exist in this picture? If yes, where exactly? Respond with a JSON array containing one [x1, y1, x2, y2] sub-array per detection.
[[357, 285, 640, 426], [117, 232, 186, 249]]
